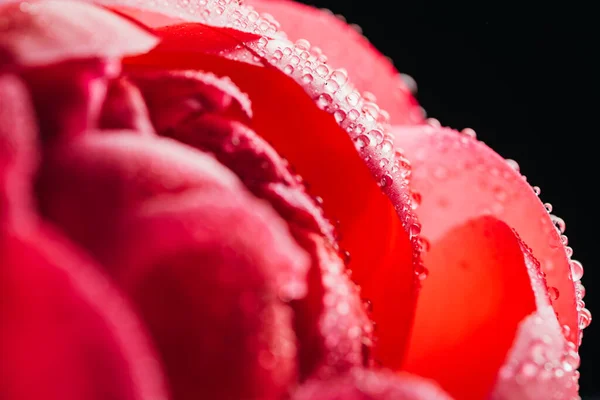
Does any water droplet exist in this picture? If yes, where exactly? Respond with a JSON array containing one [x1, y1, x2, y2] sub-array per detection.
[[550, 214, 566, 233], [578, 307, 591, 329], [315, 64, 329, 77], [506, 158, 520, 172], [533, 186, 541, 196], [548, 286, 560, 301], [316, 93, 333, 109], [409, 223, 421, 238], [331, 68, 348, 85], [301, 73, 313, 83], [283, 64, 294, 74], [333, 110, 346, 123], [399, 73, 417, 94], [570, 260, 584, 281], [461, 128, 477, 138], [544, 203, 553, 213], [346, 91, 360, 106], [420, 237, 430, 252], [414, 263, 429, 280], [324, 79, 339, 93], [295, 38, 310, 51], [379, 174, 392, 187]]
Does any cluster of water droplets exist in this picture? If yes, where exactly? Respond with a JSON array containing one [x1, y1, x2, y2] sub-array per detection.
[[528, 184, 590, 341], [490, 242, 582, 400]]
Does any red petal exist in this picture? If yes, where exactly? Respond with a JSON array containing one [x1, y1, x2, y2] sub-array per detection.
[[403, 216, 536, 399], [115, 1, 421, 367], [106, 188, 308, 400], [0, 226, 169, 400], [99, 77, 156, 134], [0, 0, 157, 68], [0, 75, 38, 224], [245, 0, 423, 125], [394, 125, 580, 346], [491, 240, 579, 399], [292, 368, 453, 400], [158, 101, 370, 377]]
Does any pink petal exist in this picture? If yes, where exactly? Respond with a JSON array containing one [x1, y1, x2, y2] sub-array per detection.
[[115, 1, 422, 366], [403, 216, 537, 399], [292, 368, 453, 400], [245, 0, 423, 125], [491, 240, 580, 400], [394, 125, 580, 346], [0, 226, 169, 400], [0, 74, 38, 225], [0, 0, 157, 68], [104, 188, 308, 400]]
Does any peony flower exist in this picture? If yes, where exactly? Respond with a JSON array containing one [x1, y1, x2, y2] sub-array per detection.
[[0, 0, 588, 399]]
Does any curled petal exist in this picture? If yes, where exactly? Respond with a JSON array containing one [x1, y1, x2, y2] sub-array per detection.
[[403, 216, 537, 399], [394, 125, 579, 345], [246, 0, 423, 124], [0, 0, 157, 68], [117, 1, 421, 366], [0, 227, 169, 400], [292, 368, 453, 400], [491, 241, 579, 400]]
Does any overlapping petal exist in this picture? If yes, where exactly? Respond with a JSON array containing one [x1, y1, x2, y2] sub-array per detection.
[[109, 0, 423, 366]]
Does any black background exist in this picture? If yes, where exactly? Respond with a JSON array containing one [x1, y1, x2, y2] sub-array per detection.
[[299, 0, 598, 397]]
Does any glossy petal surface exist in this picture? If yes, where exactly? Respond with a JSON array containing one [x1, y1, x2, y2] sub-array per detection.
[[119, 5, 421, 365], [394, 125, 578, 345], [403, 216, 536, 399]]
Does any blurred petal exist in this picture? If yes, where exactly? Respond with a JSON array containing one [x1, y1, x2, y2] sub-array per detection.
[[116, 1, 422, 366], [106, 188, 308, 400], [292, 368, 453, 400], [246, 0, 423, 125], [0, 226, 169, 400], [403, 216, 536, 399], [22, 59, 117, 139], [491, 241, 579, 400], [0, 75, 38, 225], [36, 133, 243, 271], [99, 77, 156, 134], [394, 125, 579, 345], [0, 0, 157, 68]]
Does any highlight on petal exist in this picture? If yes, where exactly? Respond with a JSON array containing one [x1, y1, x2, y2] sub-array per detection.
[[0, 75, 38, 224], [113, 0, 423, 367], [0, 227, 169, 400], [491, 241, 580, 400], [292, 368, 453, 400], [0, 0, 158, 68], [245, 0, 423, 125], [403, 216, 537, 400], [394, 125, 582, 346]]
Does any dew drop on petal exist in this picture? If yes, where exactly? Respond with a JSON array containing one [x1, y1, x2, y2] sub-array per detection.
[[570, 260, 584, 282]]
